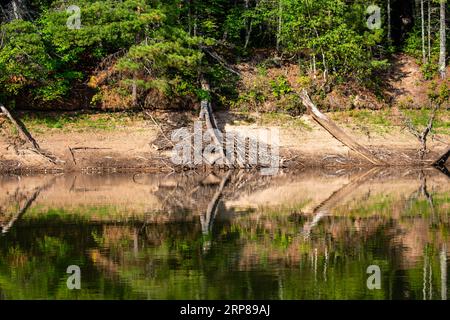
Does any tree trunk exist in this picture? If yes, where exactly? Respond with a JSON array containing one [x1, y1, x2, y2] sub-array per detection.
[[299, 90, 384, 165], [421, 0, 427, 64], [438, 0, 446, 78], [388, 0, 392, 40], [11, 0, 21, 20], [244, 0, 252, 49], [276, 0, 282, 51], [131, 76, 137, 107], [428, 0, 431, 61], [188, 0, 192, 36]]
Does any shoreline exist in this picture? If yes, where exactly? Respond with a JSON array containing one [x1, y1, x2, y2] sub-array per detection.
[[1, 110, 448, 174]]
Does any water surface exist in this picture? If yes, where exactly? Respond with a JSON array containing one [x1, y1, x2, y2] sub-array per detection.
[[0, 168, 449, 299]]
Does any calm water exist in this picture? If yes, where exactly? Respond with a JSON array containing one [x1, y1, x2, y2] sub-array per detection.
[[0, 168, 449, 300]]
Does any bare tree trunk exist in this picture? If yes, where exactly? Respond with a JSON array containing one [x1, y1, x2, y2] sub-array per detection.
[[428, 0, 432, 61], [421, 0, 427, 64], [439, 0, 446, 78], [312, 54, 317, 79], [388, 0, 392, 40], [299, 91, 383, 165], [11, 0, 20, 19], [312, 27, 328, 82], [131, 76, 137, 107], [193, 6, 197, 37], [276, 0, 282, 51], [188, 0, 192, 36], [418, 104, 438, 159], [244, 0, 252, 49], [1, 104, 40, 150]]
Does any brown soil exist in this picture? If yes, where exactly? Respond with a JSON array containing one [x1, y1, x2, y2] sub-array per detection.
[[386, 53, 450, 107]]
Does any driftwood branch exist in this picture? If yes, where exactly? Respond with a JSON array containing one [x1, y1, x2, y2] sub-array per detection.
[[144, 111, 175, 147], [299, 90, 383, 165], [68, 146, 112, 165]]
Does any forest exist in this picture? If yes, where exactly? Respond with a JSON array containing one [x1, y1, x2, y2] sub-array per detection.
[[0, 0, 447, 108], [0, 0, 449, 172]]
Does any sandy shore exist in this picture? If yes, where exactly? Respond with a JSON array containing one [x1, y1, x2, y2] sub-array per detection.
[[1, 111, 448, 173]]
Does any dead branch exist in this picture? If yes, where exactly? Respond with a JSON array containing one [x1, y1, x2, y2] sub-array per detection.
[[399, 103, 440, 160], [200, 46, 241, 77], [68, 146, 113, 165], [144, 111, 175, 147]]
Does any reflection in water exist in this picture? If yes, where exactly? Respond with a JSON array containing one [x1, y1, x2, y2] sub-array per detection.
[[0, 168, 449, 300]]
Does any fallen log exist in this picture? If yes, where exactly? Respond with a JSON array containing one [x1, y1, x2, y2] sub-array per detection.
[[1, 103, 62, 164], [1, 104, 40, 150], [299, 90, 384, 165]]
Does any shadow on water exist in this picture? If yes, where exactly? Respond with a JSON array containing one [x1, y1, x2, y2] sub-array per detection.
[[0, 167, 449, 300]]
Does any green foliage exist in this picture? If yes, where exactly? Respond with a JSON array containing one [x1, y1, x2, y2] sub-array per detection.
[[0, 0, 444, 110], [0, 20, 51, 98], [270, 76, 292, 98]]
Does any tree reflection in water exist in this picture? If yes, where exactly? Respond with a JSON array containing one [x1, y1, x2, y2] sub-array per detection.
[[0, 168, 448, 299]]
